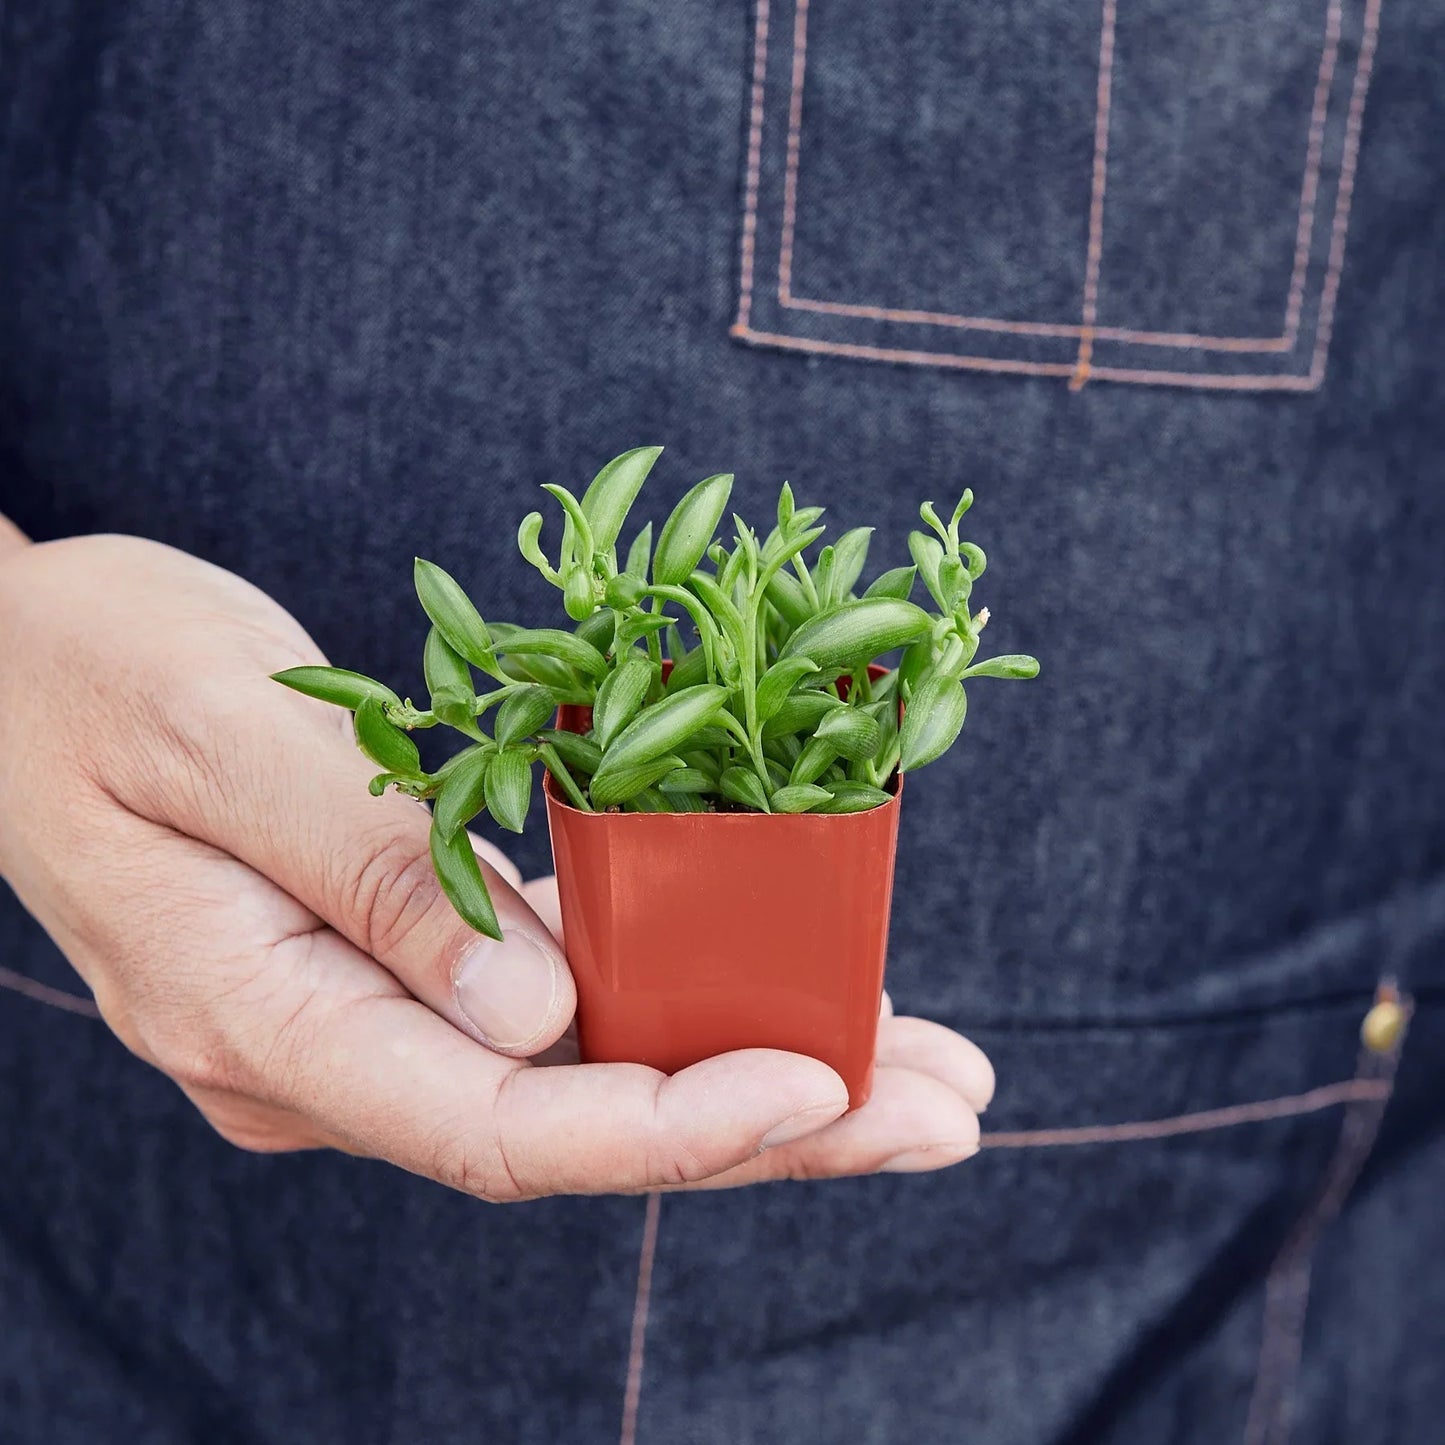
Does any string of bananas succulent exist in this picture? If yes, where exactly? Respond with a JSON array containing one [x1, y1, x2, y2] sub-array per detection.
[[274, 447, 1039, 938]]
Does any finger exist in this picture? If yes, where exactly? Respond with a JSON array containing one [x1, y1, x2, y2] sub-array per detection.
[[520, 874, 563, 945], [875, 1015, 995, 1113], [274, 968, 852, 1197], [132, 678, 575, 1058], [515, 876, 576, 1064], [652, 1065, 980, 1190]]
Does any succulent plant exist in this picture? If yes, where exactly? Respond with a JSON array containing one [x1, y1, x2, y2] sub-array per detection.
[[275, 447, 1038, 938]]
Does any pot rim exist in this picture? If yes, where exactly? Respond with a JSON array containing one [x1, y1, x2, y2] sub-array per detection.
[[541, 767, 903, 820]]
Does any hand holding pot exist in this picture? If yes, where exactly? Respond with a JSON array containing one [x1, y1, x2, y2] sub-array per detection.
[[0, 530, 992, 1197]]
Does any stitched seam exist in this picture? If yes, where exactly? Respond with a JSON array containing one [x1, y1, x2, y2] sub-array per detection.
[[1070, 0, 1120, 389], [776, 0, 811, 305], [1081, 363, 1319, 391], [782, 294, 1298, 352], [0, 965, 101, 1017], [1282, 0, 1344, 344], [1240, 989, 1407, 1445], [618, 1192, 662, 1445], [10, 963, 1385, 1142], [742, 0, 1380, 386], [980, 1078, 1387, 1149], [733, 323, 1080, 376], [1306, 0, 1381, 385], [734, 0, 773, 329], [731, 325, 1325, 390]]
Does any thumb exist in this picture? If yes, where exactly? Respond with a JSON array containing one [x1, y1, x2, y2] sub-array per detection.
[[140, 684, 577, 1057]]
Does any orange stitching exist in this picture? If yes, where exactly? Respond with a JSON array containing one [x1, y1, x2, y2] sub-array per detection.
[[734, 0, 774, 330], [1071, 0, 1120, 390], [1084, 363, 1319, 391], [741, 0, 1381, 386], [1282, 0, 1344, 344], [782, 294, 1299, 352], [1241, 988, 1407, 1445], [0, 965, 100, 1018], [777, 0, 811, 304], [980, 1078, 1387, 1149], [731, 323, 1080, 377], [783, 294, 1085, 341], [732, 324, 1330, 390], [618, 1192, 662, 1445], [1307, 0, 1381, 386]]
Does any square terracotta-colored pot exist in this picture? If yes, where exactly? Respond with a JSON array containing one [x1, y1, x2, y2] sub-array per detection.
[[544, 676, 901, 1107]]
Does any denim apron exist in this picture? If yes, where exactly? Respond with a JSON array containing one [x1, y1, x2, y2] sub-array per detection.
[[2, 2, 1442, 1441]]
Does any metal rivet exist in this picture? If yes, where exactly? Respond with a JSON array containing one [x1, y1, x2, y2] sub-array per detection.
[[1361, 998, 1405, 1055]]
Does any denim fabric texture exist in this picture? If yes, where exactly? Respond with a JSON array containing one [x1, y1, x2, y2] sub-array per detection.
[[1, 1, 1443, 1442]]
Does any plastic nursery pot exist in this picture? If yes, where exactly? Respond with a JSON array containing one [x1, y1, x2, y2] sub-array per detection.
[[544, 672, 901, 1109]]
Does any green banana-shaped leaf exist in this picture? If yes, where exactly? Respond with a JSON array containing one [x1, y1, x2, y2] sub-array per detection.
[[590, 755, 687, 809], [899, 670, 968, 772], [494, 628, 609, 680], [433, 745, 492, 842], [962, 654, 1041, 680], [720, 767, 771, 812], [414, 559, 496, 670], [592, 658, 654, 749], [354, 697, 422, 776], [430, 821, 502, 939], [654, 473, 733, 586], [495, 685, 557, 747], [486, 748, 534, 833], [579, 446, 663, 552], [779, 597, 932, 672], [273, 666, 398, 711], [591, 684, 729, 794]]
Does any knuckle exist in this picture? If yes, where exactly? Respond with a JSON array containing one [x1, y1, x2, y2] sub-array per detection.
[[155, 1035, 242, 1095], [110, 673, 237, 821], [645, 1078, 727, 1187], [474, 1073, 532, 1203], [117, 644, 315, 822], [241, 970, 328, 1105], [339, 828, 449, 965], [135, 967, 316, 1106], [428, 1071, 534, 1203], [118, 986, 239, 1096], [433, 1136, 526, 1204], [651, 1139, 719, 1188], [777, 1151, 845, 1183]]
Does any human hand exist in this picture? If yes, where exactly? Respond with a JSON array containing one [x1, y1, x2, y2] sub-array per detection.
[[0, 533, 992, 1198]]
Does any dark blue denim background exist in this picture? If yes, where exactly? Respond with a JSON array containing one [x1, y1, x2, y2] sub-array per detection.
[[2, 1, 1443, 1441]]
